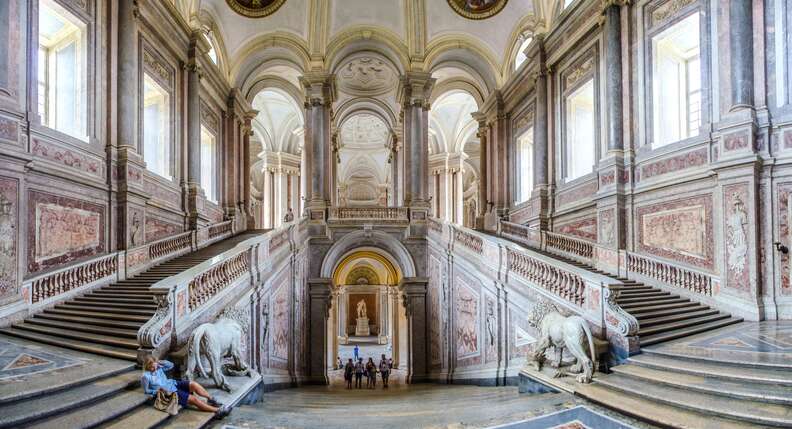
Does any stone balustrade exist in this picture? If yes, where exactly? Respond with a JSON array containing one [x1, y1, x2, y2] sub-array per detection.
[[328, 207, 409, 222], [208, 220, 233, 239], [188, 249, 251, 310], [626, 252, 713, 296], [544, 231, 594, 260], [149, 231, 193, 261], [507, 248, 586, 306], [25, 253, 119, 305], [452, 227, 484, 254]]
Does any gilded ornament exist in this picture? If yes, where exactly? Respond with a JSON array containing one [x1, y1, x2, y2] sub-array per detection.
[[447, 0, 508, 20], [226, 0, 286, 18]]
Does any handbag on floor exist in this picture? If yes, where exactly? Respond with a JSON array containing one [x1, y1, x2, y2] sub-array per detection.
[[154, 390, 180, 416]]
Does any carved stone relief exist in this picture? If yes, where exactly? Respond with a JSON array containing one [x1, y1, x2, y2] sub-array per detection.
[[724, 184, 750, 293], [555, 216, 597, 242], [455, 274, 480, 365], [337, 57, 396, 96], [636, 195, 714, 269], [0, 177, 18, 300], [270, 269, 290, 368]]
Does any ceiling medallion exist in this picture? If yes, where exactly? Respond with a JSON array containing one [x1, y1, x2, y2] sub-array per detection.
[[225, 0, 286, 18], [447, 0, 508, 20]]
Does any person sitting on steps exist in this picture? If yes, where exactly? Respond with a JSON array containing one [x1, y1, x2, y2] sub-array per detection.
[[141, 357, 231, 418]]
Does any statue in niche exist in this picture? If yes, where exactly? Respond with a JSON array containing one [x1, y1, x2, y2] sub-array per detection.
[[727, 193, 748, 273], [485, 301, 496, 346], [357, 299, 367, 319], [130, 212, 141, 246], [261, 300, 270, 355], [0, 193, 15, 285]]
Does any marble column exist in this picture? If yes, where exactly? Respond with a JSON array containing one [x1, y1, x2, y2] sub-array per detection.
[[482, 92, 509, 216], [274, 169, 289, 227], [529, 37, 550, 229], [729, 0, 753, 108], [398, 72, 435, 208], [307, 278, 332, 385], [299, 73, 336, 220], [399, 277, 429, 383], [262, 169, 273, 228], [604, 2, 623, 152], [243, 113, 256, 229], [390, 289, 400, 368], [186, 34, 204, 229], [472, 113, 488, 228]]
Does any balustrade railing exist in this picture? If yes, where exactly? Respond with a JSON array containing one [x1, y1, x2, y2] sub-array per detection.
[[544, 231, 594, 260], [328, 207, 408, 221], [507, 248, 586, 306], [27, 253, 118, 304], [427, 217, 443, 234], [149, 232, 193, 260], [626, 252, 713, 296], [188, 249, 251, 310], [208, 220, 233, 239], [453, 227, 484, 254]]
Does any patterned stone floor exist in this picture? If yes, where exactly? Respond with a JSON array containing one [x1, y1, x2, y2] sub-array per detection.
[[0, 334, 133, 403], [214, 384, 654, 429], [644, 321, 792, 366]]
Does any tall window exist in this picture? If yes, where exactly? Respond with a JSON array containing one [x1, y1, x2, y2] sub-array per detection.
[[38, 0, 87, 140], [204, 31, 218, 65], [143, 74, 171, 178], [564, 0, 575, 8], [200, 126, 217, 203], [514, 36, 533, 70], [565, 79, 595, 181], [652, 13, 701, 147], [517, 127, 533, 203]]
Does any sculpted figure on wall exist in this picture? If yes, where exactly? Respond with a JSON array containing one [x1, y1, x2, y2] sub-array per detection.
[[356, 299, 367, 319], [727, 192, 748, 274], [0, 190, 16, 298]]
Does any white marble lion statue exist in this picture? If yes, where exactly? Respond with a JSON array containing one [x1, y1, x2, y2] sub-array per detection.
[[185, 313, 250, 392], [530, 310, 596, 383]]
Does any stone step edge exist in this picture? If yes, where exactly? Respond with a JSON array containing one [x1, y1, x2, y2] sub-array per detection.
[[611, 364, 792, 405], [637, 313, 732, 336], [638, 318, 743, 346], [13, 323, 139, 349], [0, 328, 138, 361], [641, 347, 792, 371], [27, 390, 149, 429]]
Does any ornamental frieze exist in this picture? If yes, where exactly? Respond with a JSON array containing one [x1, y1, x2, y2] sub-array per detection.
[[650, 0, 696, 28]]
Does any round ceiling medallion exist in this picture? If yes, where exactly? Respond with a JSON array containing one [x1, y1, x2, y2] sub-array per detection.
[[447, 0, 508, 20], [225, 0, 286, 18]]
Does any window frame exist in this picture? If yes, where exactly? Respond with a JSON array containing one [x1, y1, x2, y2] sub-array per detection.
[[141, 72, 173, 180], [515, 126, 534, 204], [200, 124, 218, 203], [558, 50, 599, 185]]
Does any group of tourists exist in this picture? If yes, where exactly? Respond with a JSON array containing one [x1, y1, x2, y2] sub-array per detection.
[[343, 354, 393, 389]]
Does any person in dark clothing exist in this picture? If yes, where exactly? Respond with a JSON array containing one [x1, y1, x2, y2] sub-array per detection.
[[343, 358, 354, 389], [354, 358, 365, 388], [365, 358, 376, 389], [379, 354, 390, 388]]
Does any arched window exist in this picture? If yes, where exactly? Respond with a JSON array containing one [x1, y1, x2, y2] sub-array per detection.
[[514, 36, 533, 70], [564, 0, 576, 9], [205, 31, 218, 65]]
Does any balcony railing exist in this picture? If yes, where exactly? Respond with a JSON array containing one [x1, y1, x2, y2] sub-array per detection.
[[328, 207, 408, 221]]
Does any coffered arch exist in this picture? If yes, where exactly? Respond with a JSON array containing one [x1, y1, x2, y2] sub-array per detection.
[[229, 32, 311, 86], [325, 26, 410, 75]]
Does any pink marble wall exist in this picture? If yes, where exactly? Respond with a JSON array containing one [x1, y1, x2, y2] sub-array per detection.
[[508, 309, 535, 360], [776, 184, 792, 295], [455, 275, 480, 366], [428, 254, 442, 368], [724, 184, 751, 293], [556, 181, 598, 207], [145, 216, 182, 243], [0, 177, 18, 299], [555, 216, 597, 241], [27, 191, 105, 273], [598, 208, 616, 246], [31, 139, 104, 179], [637, 148, 707, 182], [0, 0, 21, 99], [636, 195, 714, 270], [0, 117, 19, 144]]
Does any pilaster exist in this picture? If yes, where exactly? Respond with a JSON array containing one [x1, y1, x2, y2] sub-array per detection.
[[300, 72, 336, 225], [399, 277, 429, 383], [307, 278, 332, 385]]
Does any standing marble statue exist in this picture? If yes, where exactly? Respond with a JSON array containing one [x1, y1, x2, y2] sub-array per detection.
[[356, 299, 367, 318]]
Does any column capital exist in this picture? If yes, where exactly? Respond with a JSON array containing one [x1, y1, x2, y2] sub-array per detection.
[[397, 72, 436, 108], [600, 0, 630, 12], [300, 72, 337, 106]]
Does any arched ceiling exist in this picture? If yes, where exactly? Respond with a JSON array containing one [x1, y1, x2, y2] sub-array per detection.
[[251, 88, 303, 154], [338, 113, 390, 205], [429, 90, 478, 155]]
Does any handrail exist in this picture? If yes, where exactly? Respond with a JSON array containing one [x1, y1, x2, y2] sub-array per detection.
[[544, 231, 594, 260], [625, 251, 714, 296], [148, 231, 193, 260], [24, 253, 119, 305], [208, 220, 233, 239], [328, 207, 408, 221]]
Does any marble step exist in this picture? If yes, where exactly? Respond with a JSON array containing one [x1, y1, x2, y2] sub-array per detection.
[[620, 297, 691, 311], [633, 304, 712, 321], [27, 390, 149, 429], [0, 327, 137, 361], [638, 313, 732, 336], [69, 299, 157, 311], [114, 280, 157, 286], [33, 313, 144, 330], [105, 283, 157, 289], [55, 303, 155, 316], [0, 371, 141, 429], [160, 409, 216, 429], [74, 296, 157, 306], [578, 383, 766, 429], [639, 317, 743, 346], [98, 287, 164, 294], [25, 318, 140, 339], [629, 352, 792, 385], [617, 294, 680, 305], [637, 308, 720, 328], [642, 346, 792, 371], [10, 323, 140, 349], [88, 291, 161, 299], [98, 405, 172, 429], [616, 289, 666, 297], [594, 372, 792, 427], [43, 307, 151, 322], [626, 301, 699, 315], [611, 363, 792, 405]]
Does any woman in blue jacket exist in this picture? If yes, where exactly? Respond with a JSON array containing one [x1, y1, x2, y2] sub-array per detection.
[[141, 357, 230, 417]]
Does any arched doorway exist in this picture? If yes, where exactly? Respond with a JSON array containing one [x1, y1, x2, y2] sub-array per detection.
[[325, 249, 408, 386]]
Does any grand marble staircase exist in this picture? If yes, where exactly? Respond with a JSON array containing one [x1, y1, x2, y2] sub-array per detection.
[[0, 231, 261, 429]]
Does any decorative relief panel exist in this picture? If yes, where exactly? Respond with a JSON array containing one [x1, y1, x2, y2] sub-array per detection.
[[778, 184, 792, 295], [0, 177, 18, 300], [200, 102, 219, 134], [337, 57, 396, 96], [225, 0, 286, 18], [598, 209, 616, 247], [508, 308, 535, 360], [564, 57, 594, 89], [556, 181, 598, 208], [428, 254, 443, 368], [484, 295, 497, 364], [455, 274, 480, 366], [650, 0, 697, 28], [724, 184, 750, 293], [783, 130, 792, 149], [31, 139, 105, 179], [638, 148, 707, 182], [270, 270, 290, 368], [28, 191, 105, 273], [636, 194, 713, 269], [447, 0, 508, 20], [513, 108, 534, 132], [145, 216, 183, 243], [555, 216, 597, 242], [0, 117, 19, 144], [141, 45, 174, 90]]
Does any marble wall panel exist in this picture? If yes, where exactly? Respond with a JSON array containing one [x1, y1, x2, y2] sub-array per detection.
[[0, 116, 19, 144], [508, 307, 536, 360], [636, 194, 714, 270], [455, 273, 480, 366], [555, 216, 597, 241], [428, 253, 443, 368], [27, 191, 105, 273], [31, 138, 105, 179], [724, 183, 751, 293], [776, 183, 792, 296], [0, 0, 21, 101], [636, 148, 707, 182], [598, 208, 616, 246], [484, 294, 497, 364], [555, 181, 598, 208], [0, 177, 18, 300], [270, 268, 290, 369], [145, 216, 182, 243]]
